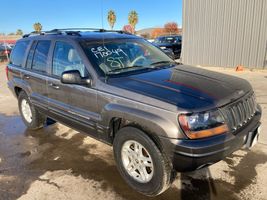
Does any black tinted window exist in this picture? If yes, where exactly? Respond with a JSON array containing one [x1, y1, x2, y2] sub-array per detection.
[[10, 41, 30, 67], [26, 41, 37, 69], [52, 41, 87, 77], [32, 41, 51, 73], [154, 36, 181, 44]]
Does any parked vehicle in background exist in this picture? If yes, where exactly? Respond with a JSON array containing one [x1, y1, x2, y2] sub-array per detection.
[[147, 39, 154, 43], [6, 29, 261, 196], [146, 39, 174, 60], [157, 45, 175, 60], [0, 45, 11, 62], [8, 43, 15, 49], [0, 43, 14, 49], [153, 35, 182, 59]]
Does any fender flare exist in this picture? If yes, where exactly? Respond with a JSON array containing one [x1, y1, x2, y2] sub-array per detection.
[[101, 103, 179, 138]]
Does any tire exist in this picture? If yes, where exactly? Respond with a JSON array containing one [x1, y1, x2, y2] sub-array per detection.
[[18, 91, 46, 130], [113, 126, 175, 196]]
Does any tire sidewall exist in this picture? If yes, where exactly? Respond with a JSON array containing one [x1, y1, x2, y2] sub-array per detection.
[[18, 92, 34, 126], [18, 91, 43, 129], [113, 127, 167, 196]]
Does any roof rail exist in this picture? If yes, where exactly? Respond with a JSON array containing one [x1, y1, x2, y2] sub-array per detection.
[[22, 32, 45, 38], [22, 28, 132, 38], [47, 28, 131, 34]]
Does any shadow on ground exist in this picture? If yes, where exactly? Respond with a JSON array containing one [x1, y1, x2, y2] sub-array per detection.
[[0, 113, 267, 200]]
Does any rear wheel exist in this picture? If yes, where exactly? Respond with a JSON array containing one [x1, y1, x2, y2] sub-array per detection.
[[18, 91, 46, 130], [113, 127, 175, 196]]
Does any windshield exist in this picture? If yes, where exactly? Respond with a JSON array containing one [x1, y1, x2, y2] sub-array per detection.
[[154, 36, 181, 44], [81, 39, 174, 75]]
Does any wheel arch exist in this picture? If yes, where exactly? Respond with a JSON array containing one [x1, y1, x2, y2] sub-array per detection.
[[102, 104, 179, 151], [14, 86, 23, 97], [109, 117, 165, 152]]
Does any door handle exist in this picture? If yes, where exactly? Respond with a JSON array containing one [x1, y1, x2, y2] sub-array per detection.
[[48, 83, 60, 89], [23, 74, 30, 79]]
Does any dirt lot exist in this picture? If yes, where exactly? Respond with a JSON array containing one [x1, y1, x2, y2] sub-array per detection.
[[0, 63, 267, 200]]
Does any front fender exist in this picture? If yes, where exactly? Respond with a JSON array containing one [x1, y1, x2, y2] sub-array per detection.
[[101, 103, 180, 138]]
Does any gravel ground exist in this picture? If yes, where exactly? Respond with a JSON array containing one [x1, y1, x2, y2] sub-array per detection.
[[0, 63, 267, 200]]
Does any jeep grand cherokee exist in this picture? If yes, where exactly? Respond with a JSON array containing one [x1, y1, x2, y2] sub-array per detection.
[[6, 28, 262, 196]]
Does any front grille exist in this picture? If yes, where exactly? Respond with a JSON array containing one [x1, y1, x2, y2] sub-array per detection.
[[221, 93, 257, 133]]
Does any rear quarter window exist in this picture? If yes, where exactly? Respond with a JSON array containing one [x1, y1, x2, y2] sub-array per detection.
[[10, 41, 30, 67]]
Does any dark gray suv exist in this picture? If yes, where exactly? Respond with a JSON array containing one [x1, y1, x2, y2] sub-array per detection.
[[6, 29, 262, 196]]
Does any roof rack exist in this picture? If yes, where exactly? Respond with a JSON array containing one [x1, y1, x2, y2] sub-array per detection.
[[22, 28, 132, 38]]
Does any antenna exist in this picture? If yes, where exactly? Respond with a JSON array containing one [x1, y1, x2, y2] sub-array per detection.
[[100, 0, 107, 82], [101, 0, 104, 29]]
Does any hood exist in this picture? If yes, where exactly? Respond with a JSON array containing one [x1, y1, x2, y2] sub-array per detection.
[[108, 65, 252, 111]]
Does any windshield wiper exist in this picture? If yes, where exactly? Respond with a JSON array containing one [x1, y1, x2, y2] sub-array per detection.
[[106, 61, 176, 76], [107, 65, 149, 75], [150, 60, 176, 67]]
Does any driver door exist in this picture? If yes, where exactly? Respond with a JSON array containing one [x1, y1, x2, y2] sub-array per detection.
[[47, 41, 99, 137]]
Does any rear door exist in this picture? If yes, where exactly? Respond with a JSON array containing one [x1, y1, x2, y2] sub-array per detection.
[[23, 40, 51, 111], [47, 41, 99, 137]]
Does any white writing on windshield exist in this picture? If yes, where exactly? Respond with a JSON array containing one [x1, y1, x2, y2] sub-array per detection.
[[91, 46, 127, 59]]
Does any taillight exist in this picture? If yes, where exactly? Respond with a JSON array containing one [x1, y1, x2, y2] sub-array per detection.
[[5, 66, 9, 80], [4, 50, 8, 55]]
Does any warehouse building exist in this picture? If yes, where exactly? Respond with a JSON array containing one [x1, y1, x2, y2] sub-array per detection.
[[182, 0, 267, 69]]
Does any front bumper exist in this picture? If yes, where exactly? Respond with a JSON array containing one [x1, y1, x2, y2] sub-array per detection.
[[159, 110, 262, 172]]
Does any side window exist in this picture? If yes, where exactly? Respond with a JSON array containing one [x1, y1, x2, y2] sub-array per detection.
[[32, 40, 51, 73], [52, 41, 87, 77], [10, 40, 30, 67], [26, 41, 37, 69]]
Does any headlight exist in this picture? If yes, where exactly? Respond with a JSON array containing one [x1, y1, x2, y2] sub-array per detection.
[[178, 110, 229, 139]]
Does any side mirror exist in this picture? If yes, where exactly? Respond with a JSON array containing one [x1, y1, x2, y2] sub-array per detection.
[[61, 70, 91, 86]]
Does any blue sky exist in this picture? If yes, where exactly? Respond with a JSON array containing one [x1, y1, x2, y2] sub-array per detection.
[[0, 0, 182, 34]]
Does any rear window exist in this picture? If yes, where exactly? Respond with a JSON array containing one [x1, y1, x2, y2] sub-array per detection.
[[10, 41, 30, 67], [32, 40, 51, 73], [154, 36, 181, 44]]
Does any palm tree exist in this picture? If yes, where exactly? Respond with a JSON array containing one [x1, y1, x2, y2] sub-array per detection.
[[33, 22, 42, 33], [107, 10, 116, 30], [128, 10, 138, 32], [16, 29, 23, 35]]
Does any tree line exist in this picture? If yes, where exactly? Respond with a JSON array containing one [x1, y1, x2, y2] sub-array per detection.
[[0, 29, 24, 36], [2, 10, 179, 38], [150, 22, 180, 39], [28, 10, 138, 34]]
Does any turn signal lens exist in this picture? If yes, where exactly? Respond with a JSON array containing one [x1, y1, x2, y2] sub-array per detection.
[[184, 124, 228, 139]]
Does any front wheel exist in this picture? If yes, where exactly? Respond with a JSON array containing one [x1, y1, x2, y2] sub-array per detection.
[[113, 127, 175, 196], [18, 91, 46, 130]]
